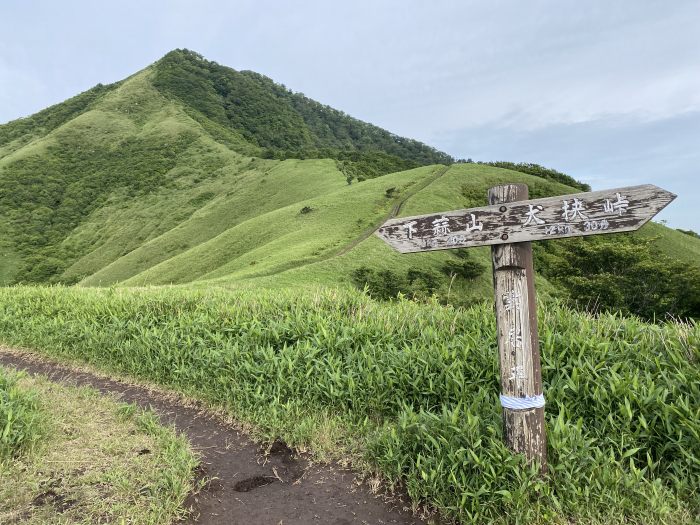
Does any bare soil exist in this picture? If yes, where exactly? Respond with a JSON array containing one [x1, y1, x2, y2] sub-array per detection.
[[0, 348, 427, 525]]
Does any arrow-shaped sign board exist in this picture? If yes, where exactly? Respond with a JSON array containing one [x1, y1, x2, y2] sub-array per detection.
[[376, 184, 676, 253]]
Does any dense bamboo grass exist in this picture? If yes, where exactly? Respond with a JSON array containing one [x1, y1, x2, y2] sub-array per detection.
[[0, 285, 697, 523]]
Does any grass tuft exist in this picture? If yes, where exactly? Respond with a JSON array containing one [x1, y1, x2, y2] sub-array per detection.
[[0, 368, 44, 459]]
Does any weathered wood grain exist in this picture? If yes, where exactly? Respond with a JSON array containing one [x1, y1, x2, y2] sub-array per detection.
[[376, 184, 675, 253], [490, 184, 547, 472]]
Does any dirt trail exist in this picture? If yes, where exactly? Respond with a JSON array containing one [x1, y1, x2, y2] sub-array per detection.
[[0, 348, 426, 525]]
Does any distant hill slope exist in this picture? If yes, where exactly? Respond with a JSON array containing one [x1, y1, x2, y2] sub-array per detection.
[[0, 49, 698, 316]]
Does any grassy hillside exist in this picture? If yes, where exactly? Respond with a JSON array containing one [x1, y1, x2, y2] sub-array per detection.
[[74, 158, 346, 285], [0, 69, 239, 283], [0, 51, 450, 283], [70, 163, 587, 308], [0, 82, 120, 157], [1, 49, 698, 319], [0, 285, 697, 524]]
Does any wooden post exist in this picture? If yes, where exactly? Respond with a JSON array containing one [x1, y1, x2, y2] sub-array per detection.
[[488, 184, 547, 472]]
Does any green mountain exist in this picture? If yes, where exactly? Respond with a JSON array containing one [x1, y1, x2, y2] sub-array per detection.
[[1, 49, 698, 318]]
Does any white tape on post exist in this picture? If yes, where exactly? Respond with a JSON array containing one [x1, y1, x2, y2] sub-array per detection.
[[499, 394, 545, 410]]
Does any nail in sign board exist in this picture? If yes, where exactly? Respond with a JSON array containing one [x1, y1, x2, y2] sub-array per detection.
[[375, 184, 676, 253]]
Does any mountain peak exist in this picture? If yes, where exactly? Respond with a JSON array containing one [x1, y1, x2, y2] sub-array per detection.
[[150, 48, 453, 165]]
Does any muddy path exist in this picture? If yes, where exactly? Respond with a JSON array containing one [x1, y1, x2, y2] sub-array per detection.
[[0, 348, 427, 525]]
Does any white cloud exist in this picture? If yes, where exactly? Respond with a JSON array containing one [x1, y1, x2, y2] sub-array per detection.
[[337, 1, 700, 136]]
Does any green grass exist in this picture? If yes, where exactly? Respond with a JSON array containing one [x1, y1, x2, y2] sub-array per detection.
[[0, 50, 452, 286], [124, 165, 441, 285], [0, 367, 44, 459], [0, 82, 119, 150], [0, 285, 697, 524], [80, 157, 348, 286], [0, 364, 199, 524]]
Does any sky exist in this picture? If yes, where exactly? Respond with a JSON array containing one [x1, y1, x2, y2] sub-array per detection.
[[1, 0, 698, 231]]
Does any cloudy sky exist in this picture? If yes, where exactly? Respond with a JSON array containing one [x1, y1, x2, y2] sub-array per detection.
[[1, 0, 698, 230]]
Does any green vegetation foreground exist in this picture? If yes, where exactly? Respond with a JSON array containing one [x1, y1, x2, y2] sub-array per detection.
[[0, 285, 697, 523]]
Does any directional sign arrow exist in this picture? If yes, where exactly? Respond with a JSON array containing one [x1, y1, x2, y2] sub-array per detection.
[[375, 184, 676, 253]]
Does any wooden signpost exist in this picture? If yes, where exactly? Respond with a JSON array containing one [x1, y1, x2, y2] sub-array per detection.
[[376, 183, 676, 471]]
